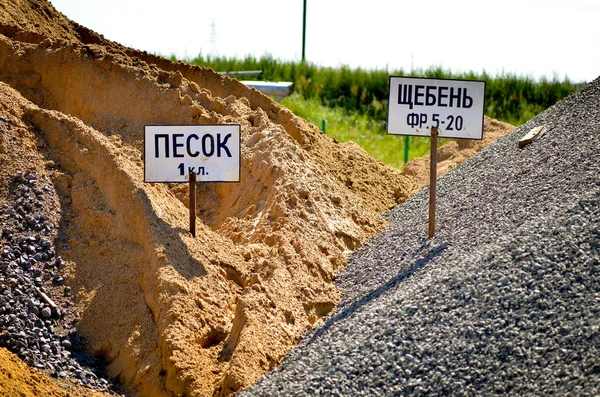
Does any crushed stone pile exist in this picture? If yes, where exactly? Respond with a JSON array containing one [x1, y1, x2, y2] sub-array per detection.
[[0, 1, 513, 396], [402, 116, 514, 188], [242, 77, 600, 396], [0, 166, 120, 394]]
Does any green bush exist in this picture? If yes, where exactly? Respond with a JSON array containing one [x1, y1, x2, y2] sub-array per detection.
[[188, 53, 582, 127]]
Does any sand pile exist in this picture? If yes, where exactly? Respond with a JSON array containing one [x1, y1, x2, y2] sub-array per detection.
[[0, 347, 113, 397], [0, 1, 513, 396], [0, 1, 419, 396]]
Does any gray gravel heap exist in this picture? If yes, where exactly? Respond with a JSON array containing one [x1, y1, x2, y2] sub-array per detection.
[[0, 169, 121, 394], [242, 76, 600, 396]]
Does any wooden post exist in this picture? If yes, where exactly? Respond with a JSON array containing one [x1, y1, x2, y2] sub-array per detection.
[[189, 171, 196, 237], [428, 127, 438, 238]]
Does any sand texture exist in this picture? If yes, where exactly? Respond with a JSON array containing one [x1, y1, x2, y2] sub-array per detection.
[[0, 1, 513, 395]]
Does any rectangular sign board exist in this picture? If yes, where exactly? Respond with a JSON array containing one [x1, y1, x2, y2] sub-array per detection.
[[387, 76, 486, 139], [144, 125, 240, 182]]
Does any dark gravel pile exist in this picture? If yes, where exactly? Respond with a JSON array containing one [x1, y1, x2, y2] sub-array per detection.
[[242, 77, 600, 396], [0, 169, 121, 394]]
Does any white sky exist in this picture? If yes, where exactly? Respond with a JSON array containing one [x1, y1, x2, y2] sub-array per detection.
[[49, 0, 599, 82]]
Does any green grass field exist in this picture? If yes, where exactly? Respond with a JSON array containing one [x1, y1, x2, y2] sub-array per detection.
[[280, 93, 440, 169]]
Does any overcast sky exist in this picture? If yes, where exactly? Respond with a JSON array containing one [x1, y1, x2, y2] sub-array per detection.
[[50, 0, 599, 82]]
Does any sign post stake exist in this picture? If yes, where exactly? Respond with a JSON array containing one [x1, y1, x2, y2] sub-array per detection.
[[144, 124, 241, 237], [189, 171, 197, 237], [428, 127, 438, 238]]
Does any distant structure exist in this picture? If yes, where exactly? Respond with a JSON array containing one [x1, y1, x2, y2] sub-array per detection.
[[209, 19, 217, 56]]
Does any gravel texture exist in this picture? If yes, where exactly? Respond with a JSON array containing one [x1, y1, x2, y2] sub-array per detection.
[[242, 77, 600, 396], [0, 169, 122, 394]]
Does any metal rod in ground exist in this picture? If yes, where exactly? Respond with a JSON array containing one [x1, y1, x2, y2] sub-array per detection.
[[428, 127, 438, 238], [189, 171, 197, 237], [302, 0, 307, 61], [404, 135, 410, 164]]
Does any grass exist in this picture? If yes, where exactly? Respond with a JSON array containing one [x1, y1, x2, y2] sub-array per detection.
[[281, 93, 444, 169]]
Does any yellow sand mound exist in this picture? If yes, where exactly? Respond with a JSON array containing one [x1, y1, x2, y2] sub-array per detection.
[[0, 2, 418, 396], [0, 2, 513, 396], [0, 347, 112, 397]]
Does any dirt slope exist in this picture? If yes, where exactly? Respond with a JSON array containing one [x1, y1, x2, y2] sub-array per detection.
[[0, 347, 113, 397], [0, 1, 513, 396], [0, 2, 417, 396]]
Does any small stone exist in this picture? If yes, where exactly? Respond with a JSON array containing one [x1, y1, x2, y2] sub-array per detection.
[[44, 160, 56, 169], [51, 308, 61, 319], [41, 307, 52, 319]]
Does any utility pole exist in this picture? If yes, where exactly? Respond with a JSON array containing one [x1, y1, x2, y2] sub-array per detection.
[[302, 0, 307, 62]]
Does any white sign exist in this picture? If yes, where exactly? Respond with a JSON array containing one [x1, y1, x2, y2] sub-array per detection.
[[144, 125, 240, 182], [387, 77, 486, 139]]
